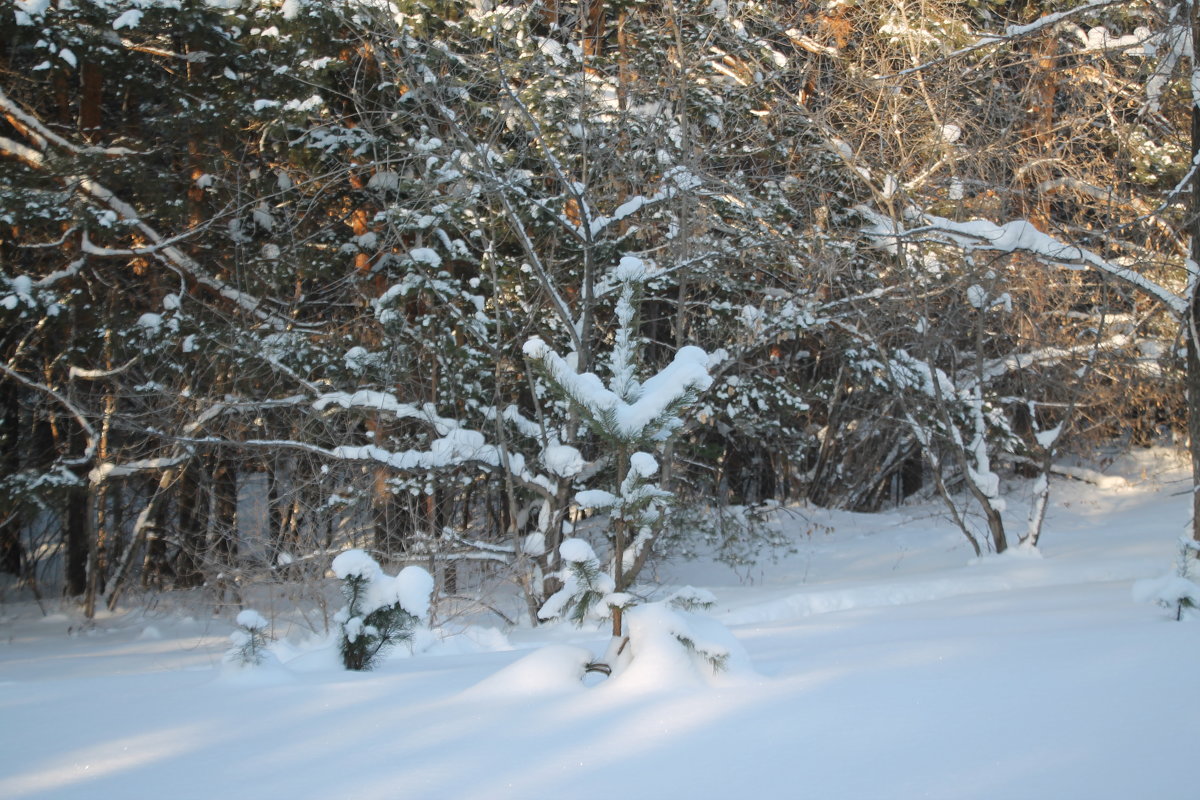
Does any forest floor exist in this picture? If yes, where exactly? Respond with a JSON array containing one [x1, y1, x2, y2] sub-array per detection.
[[1, 447, 1197, 800]]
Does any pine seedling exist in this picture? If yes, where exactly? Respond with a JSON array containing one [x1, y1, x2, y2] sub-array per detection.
[[1166, 539, 1200, 621], [227, 609, 273, 667], [332, 550, 431, 671]]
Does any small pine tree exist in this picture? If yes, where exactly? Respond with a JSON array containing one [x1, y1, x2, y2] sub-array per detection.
[[523, 255, 712, 641], [1164, 540, 1200, 621], [226, 609, 273, 667], [1133, 538, 1200, 621], [331, 549, 432, 671], [538, 538, 621, 626]]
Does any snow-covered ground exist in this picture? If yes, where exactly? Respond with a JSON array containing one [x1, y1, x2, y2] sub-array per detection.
[[2, 449, 1197, 800]]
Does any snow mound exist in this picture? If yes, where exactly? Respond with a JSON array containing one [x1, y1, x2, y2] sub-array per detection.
[[459, 645, 593, 699], [216, 654, 295, 687], [606, 604, 757, 693]]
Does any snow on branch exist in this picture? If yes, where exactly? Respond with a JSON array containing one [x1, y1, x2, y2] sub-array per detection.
[[0, 86, 136, 157], [859, 206, 1187, 318], [0, 88, 297, 331], [523, 337, 712, 442], [210, 431, 555, 498], [89, 455, 189, 485], [313, 391, 458, 435], [888, 0, 1132, 77], [586, 167, 704, 238]]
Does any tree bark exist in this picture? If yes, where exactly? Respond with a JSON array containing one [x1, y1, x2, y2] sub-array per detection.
[[1190, 0, 1200, 546], [0, 382, 23, 576]]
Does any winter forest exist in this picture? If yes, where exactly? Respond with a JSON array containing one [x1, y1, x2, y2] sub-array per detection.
[[2, 0, 1200, 797]]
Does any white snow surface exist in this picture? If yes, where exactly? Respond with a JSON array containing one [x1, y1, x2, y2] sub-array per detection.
[[1, 449, 1197, 799]]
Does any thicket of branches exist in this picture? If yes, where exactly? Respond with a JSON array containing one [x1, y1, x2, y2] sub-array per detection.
[[1, 0, 1195, 622]]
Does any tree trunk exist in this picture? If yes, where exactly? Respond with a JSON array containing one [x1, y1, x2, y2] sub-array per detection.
[[64, 484, 88, 597], [0, 382, 23, 576], [175, 463, 207, 588], [1191, 0, 1200, 547], [211, 457, 238, 569], [63, 423, 89, 597]]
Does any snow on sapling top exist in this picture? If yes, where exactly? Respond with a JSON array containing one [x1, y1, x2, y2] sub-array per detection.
[[522, 336, 550, 360], [332, 548, 383, 582], [524, 339, 712, 441], [332, 549, 434, 620], [628, 451, 659, 479], [538, 538, 617, 623], [394, 566, 435, 621], [616, 346, 711, 438], [236, 609, 270, 631], [558, 537, 599, 565], [543, 444, 586, 478], [613, 255, 647, 282]]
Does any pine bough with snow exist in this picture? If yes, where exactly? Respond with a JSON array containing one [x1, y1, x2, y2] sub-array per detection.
[[332, 549, 433, 671]]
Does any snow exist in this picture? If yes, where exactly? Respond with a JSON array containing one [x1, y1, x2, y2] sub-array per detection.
[[331, 548, 381, 581], [524, 337, 712, 441], [628, 451, 659, 478], [966, 283, 988, 309], [235, 609, 269, 630], [112, 10, 143, 30], [409, 247, 441, 267], [367, 170, 400, 192], [614, 603, 756, 691], [331, 549, 433, 620], [136, 312, 162, 332], [394, 565, 435, 621], [542, 444, 585, 478], [574, 488, 618, 509], [2, 451, 1198, 799], [557, 537, 598, 565]]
